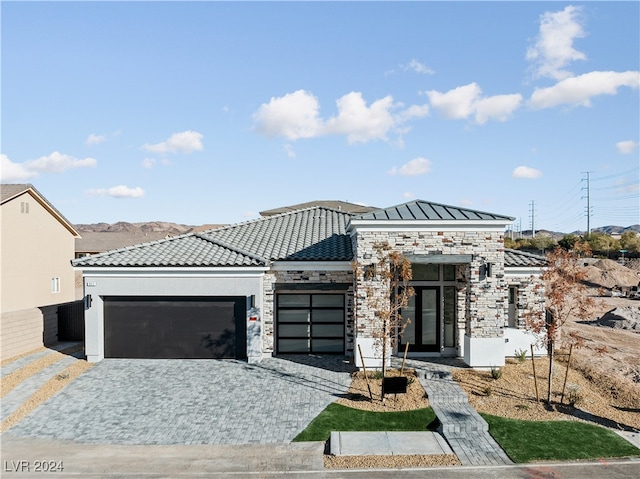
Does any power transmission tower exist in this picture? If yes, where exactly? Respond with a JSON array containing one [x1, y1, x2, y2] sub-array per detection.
[[581, 172, 592, 236], [529, 200, 536, 238]]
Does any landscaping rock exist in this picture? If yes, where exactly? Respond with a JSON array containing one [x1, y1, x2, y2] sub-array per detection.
[[597, 307, 640, 332]]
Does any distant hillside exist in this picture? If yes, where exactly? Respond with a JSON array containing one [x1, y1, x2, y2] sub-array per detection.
[[515, 225, 640, 239], [76, 222, 638, 238], [74, 221, 226, 235]]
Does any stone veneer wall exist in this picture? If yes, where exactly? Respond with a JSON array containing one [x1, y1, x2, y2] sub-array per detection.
[[507, 275, 546, 328], [261, 269, 354, 355], [353, 230, 508, 344]]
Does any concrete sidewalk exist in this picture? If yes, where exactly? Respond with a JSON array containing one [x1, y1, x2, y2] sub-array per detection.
[[330, 431, 453, 456]]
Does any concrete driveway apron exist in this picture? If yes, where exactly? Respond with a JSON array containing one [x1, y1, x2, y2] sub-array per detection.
[[6, 356, 354, 445]]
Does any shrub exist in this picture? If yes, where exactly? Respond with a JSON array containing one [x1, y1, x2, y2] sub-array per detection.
[[515, 349, 528, 363], [490, 366, 503, 380], [566, 383, 582, 406]]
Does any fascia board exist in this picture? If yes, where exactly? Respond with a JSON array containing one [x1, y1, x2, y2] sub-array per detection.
[[505, 267, 544, 277], [349, 220, 511, 232], [79, 267, 268, 277], [270, 261, 353, 272]]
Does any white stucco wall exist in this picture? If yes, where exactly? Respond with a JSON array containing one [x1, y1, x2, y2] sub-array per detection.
[[80, 268, 265, 362]]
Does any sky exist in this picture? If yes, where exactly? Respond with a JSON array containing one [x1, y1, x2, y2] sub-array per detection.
[[1, 1, 639, 232]]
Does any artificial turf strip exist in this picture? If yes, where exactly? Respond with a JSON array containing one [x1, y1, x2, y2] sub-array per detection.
[[481, 413, 640, 463], [293, 403, 437, 442]]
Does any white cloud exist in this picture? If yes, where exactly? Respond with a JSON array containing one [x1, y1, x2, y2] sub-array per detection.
[[24, 151, 97, 173], [458, 199, 474, 207], [426, 83, 522, 124], [403, 59, 434, 75], [427, 83, 481, 120], [0, 154, 38, 181], [142, 130, 204, 154], [528, 71, 640, 109], [253, 90, 428, 144], [526, 5, 586, 80], [512, 166, 543, 179], [86, 185, 145, 198], [388, 157, 432, 176], [616, 140, 639, 155], [402, 192, 415, 199], [284, 144, 296, 159], [252, 90, 322, 140], [324, 92, 397, 144], [474, 94, 523, 125], [85, 133, 106, 146], [142, 158, 157, 169]]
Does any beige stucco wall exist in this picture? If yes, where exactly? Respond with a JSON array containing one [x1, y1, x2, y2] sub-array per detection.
[[1, 191, 77, 313]]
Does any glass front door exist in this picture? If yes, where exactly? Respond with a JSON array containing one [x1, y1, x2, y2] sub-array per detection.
[[400, 287, 440, 352]]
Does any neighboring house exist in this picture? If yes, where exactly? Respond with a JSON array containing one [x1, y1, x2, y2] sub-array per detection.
[[1, 184, 81, 360], [73, 200, 546, 367], [76, 231, 173, 258]]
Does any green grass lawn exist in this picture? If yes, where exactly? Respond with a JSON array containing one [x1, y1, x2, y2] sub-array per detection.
[[481, 413, 640, 463], [293, 403, 437, 442]]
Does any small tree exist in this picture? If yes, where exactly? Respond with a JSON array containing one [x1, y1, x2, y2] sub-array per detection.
[[353, 242, 414, 380], [526, 243, 598, 405]]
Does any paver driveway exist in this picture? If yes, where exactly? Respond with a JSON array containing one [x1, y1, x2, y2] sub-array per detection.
[[7, 356, 354, 445]]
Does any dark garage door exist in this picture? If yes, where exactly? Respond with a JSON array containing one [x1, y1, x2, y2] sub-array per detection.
[[104, 296, 246, 359]]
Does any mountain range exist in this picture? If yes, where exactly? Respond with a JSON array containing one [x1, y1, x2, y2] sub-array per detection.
[[74, 222, 639, 238]]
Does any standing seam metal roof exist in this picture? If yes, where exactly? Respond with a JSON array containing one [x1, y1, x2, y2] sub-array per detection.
[[354, 200, 515, 222]]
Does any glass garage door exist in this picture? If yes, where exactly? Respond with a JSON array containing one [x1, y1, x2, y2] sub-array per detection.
[[276, 293, 345, 354]]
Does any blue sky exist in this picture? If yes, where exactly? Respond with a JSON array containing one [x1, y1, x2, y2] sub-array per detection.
[[2, 1, 638, 232]]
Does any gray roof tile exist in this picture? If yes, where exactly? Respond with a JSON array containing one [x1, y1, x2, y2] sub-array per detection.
[[73, 234, 264, 267], [73, 206, 354, 267], [504, 249, 547, 268], [199, 206, 354, 261]]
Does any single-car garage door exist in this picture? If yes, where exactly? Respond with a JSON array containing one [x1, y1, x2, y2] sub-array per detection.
[[276, 293, 345, 354], [103, 296, 246, 359]]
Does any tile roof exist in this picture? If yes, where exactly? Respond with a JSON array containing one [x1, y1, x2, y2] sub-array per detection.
[[504, 249, 547, 268], [72, 234, 266, 267], [73, 206, 354, 267], [198, 206, 354, 261], [260, 200, 378, 217], [354, 200, 515, 222], [73, 201, 528, 269], [75, 231, 177, 254]]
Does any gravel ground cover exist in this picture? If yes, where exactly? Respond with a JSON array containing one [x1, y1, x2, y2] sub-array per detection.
[[325, 369, 461, 468], [453, 356, 640, 431]]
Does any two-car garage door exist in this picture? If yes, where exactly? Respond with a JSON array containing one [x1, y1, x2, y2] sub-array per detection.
[[103, 296, 246, 359]]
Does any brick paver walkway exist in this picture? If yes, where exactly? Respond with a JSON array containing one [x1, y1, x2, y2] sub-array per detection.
[[400, 358, 513, 466]]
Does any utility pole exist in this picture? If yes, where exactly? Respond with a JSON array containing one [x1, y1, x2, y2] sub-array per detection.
[[581, 172, 591, 236], [529, 200, 536, 238]]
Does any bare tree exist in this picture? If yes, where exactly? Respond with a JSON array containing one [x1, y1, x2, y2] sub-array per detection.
[[526, 243, 599, 405], [353, 242, 414, 379]]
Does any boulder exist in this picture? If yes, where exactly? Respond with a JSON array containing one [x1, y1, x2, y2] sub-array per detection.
[[597, 307, 640, 332]]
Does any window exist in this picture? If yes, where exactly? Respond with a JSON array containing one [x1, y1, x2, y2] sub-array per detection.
[[51, 277, 60, 293], [412, 263, 439, 281], [21, 201, 30, 214], [276, 293, 345, 354]]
